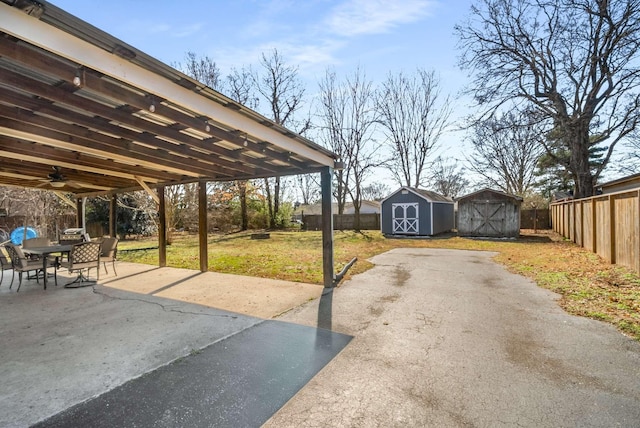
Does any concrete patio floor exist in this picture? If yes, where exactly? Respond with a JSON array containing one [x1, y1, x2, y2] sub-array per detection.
[[3, 250, 639, 427], [0, 261, 328, 427]]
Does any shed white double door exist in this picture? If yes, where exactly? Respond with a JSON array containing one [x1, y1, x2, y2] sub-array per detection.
[[392, 203, 419, 234]]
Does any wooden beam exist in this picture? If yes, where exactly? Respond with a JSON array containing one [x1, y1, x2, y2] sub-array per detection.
[[75, 198, 82, 228], [0, 5, 336, 168], [0, 155, 133, 190], [135, 176, 160, 205], [158, 186, 167, 268], [0, 64, 288, 177], [53, 191, 77, 209], [321, 167, 335, 288], [199, 180, 208, 273], [109, 195, 117, 238], [0, 94, 241, 178], [0, 38, 305, 172], [0, 136, 183, 184]]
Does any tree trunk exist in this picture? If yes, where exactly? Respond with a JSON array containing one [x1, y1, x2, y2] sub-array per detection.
[[264, 178, 274, 229], [274, 176, 281, 228], [238, 180, 248, 231], [570, 125, 595, 199], [353, 206, 361, 232], [336, 170, 346, 215]]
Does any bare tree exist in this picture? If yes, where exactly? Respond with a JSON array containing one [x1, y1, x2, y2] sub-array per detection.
[[466, 111, 544, 195], [174, 51, 221, 90], [318, 69, 350, 214], [0, 188, 73, 240], [226, 66, 258, 109], [429, 156, 470, 198], [456, 0, 640, 198], [376, 69, 453, 188], [619, 129, 640, 175], [253, 49, 308, 228], [171, 52, 223, 233], [317, 67, 381, 230], [361, 182, 391, 201], [226, 66, 259, 230], [296, 173, 320, 205]]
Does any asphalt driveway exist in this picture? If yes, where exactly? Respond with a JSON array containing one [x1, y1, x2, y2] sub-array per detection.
[[2, 248, 639, 427], [267, 248, 640, 427]]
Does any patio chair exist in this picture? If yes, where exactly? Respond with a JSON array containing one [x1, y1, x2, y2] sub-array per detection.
[[22, 237, 51, 249], [60, 241, 101, 288], [0, 245, 13, 287], [4, 243, 57, 292], [22, 237, 53, 278], [100, 237, 119, 276]]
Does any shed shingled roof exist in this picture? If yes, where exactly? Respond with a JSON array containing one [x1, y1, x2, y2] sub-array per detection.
[[382, 187, 453, 204]]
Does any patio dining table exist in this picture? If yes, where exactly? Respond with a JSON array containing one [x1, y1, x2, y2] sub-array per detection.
[[22, 244, 73, 289]]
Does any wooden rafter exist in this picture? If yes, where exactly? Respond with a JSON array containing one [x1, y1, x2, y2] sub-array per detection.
[[0, 4, 335, 199]]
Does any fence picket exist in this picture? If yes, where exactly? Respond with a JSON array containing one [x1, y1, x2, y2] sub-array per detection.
[[551, 189, 640, 274]]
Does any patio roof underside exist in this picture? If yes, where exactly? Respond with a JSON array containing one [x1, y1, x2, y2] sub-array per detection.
[[0, 2, 336, 198]]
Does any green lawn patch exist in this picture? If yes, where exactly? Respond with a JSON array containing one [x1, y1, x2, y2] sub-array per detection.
[[118, 229, 640, 340]]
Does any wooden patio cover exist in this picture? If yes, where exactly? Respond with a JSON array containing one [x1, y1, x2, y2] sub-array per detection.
[[0, 1, 338, 287]]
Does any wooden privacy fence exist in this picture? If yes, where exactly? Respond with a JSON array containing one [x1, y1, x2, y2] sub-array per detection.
[[520, 209, 550, 230], [304, 210, 549, 232], [550, 189, 640, 274], [303, 213, 381, 231]]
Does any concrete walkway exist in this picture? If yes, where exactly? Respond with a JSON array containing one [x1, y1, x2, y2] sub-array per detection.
[[0, 262, 328, 427], [267, 248, 640, 427]]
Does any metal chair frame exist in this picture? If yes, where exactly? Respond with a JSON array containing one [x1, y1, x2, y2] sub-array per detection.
[[4, 243, 57, 292], [0, 245, 13, 287], [61, 242, 101, 288], [99, 237, 119, 276]]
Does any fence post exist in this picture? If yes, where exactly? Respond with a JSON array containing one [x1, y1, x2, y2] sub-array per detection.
[[609, 195, 616, 263], [591, 198, 597, 254], [572, 200, 577, 242], [579, 199, 584, 248]]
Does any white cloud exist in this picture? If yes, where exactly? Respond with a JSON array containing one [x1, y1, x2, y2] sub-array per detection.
[[143, 22, 171, 34], [125, 19, 203, 38], [172, 23, 204, 38], [325, 0, 435, 36], [211, 38, 344, 78]]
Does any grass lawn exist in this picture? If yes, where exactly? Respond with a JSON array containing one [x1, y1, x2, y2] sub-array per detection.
[[118, 229, 640, 341]]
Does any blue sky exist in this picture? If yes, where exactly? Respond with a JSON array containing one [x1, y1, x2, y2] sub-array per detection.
[[50, 0, 472, 107], [50, 0, 476, 185]]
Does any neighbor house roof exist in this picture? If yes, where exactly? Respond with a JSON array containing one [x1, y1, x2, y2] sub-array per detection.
[[596, 173, 640, 194], [0, 1, 337, 196], [296, 200, 381, 215]]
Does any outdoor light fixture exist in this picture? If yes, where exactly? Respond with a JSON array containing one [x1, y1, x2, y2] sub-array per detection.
[[205, 120, 210, 132], [72, 68, 82, 87], [243, 134, 248, 147], [11, 0, 45, 18], [148, 96, 156, 113], [50, 181, 65, 188]]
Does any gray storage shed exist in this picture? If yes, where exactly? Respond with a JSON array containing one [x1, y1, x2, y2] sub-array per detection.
[[457, 188, 523, 238], [381, 187, 454, 236]]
